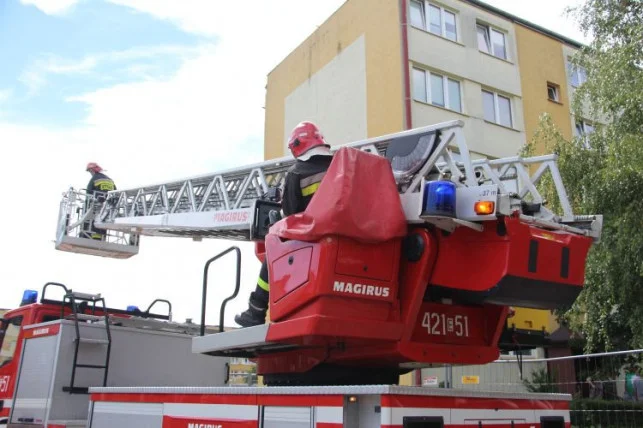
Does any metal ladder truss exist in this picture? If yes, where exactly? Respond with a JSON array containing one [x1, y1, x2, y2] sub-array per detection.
[[77, 119, 600, 242]]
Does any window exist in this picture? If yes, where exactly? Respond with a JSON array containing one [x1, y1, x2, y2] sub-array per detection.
[[410, 0, 425, 29], [0, 316, 23, 368], [547, 83, 560, 102], [413, 68, 462, 112], [477, 23, 507, 60], [500, 348, 536, 357], [575, 120, 595, 136], [482, 90, 513, 128], [410, 1, 457, 41], [569, 63, 587, 87]]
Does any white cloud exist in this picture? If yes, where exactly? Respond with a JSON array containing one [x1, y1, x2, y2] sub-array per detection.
[[19, 44, 203, 96], [107, 0, 348, 72], [0, 89, 11, 103], [20, 0, 79, 15], [19, 69, 47, 96]]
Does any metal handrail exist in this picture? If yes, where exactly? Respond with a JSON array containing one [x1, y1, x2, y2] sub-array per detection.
[[200, 247, 242, 336]]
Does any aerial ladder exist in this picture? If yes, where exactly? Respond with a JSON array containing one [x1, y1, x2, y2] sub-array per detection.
[[54, 119, 603, 385]]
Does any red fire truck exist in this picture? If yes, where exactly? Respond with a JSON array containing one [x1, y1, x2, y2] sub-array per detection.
[[18, 120, 601, 427], [0, 283, 228, 428]]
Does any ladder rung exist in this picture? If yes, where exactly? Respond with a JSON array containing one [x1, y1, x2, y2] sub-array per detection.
[[76, 364, 107, 369], [77, 338, 109, 345], [62, 386, 90, 394]]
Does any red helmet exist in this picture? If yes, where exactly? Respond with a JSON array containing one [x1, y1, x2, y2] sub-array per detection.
[[86, 162, 103, 173], [287, 121, 329, 158]]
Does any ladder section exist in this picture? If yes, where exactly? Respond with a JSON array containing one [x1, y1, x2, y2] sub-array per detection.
[[93, 120, 458, 237], [55, 119, 602, 255], [61, 290, 112, 394]]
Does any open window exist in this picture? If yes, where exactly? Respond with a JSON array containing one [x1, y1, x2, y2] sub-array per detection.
[[0, 316, 23, 368]]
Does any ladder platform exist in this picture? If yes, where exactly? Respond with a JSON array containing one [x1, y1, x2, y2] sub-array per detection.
[[191, 324, 299, 358], [55, 235, 138, 259]]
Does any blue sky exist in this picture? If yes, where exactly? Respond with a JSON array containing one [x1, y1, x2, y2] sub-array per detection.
[[0, 0, 208, 128], [0, 0, 587, 324]]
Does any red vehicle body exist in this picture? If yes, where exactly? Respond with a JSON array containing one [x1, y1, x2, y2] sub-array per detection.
[[201, 147, 594, 386]]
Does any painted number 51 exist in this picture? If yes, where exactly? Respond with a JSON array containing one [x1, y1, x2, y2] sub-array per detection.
[[422, 312, 469, 337]]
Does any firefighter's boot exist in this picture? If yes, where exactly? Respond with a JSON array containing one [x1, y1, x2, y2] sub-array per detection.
[[234, 289, 268, 328]]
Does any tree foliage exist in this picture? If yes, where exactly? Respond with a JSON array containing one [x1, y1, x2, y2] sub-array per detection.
[[523, 0, 643, 352]]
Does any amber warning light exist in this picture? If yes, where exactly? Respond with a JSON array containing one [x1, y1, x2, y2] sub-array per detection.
[[474, 201, 495, 215]]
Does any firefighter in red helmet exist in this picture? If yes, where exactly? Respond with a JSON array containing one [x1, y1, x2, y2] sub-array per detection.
[[84, 162, 116, 240], [235, 121, 333, 327]]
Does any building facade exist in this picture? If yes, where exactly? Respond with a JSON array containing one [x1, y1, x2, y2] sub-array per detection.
[[263, 0, 590, 387]]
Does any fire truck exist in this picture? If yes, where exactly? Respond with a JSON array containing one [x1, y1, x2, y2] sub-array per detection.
[[45, 120, 604, 427], [0, 283, 229, 428]]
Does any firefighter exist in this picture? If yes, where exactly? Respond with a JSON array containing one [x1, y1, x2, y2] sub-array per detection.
[[234, 121, 333, 327], [84, 162, 116, 240]]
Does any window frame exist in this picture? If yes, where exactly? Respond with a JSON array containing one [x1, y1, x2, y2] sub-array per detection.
[[500, 348, 537, 358], [547, 82, 560, 103], [568, 62, 587, 87], [0, 316, 23, 368], [482, 89, 513, 128], [409, 0, 426, 30], [477, 22, 508, 60], [575, 120, 595, 136], [410, 0, 458, 42], [413, 67, 463, 113]]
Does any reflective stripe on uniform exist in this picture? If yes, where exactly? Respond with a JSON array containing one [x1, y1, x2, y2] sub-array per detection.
[[94, 179, 115, 191], [257, 277, 269, 291], [301, 182, 320, 197], [300, 172, 326, 197]]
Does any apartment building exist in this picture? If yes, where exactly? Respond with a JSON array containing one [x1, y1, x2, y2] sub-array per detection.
[[263, 0, 589, 388]]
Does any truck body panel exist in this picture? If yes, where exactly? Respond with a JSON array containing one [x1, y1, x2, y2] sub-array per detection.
[[87, 385, 571, 428], [8, 320, 228, 428]]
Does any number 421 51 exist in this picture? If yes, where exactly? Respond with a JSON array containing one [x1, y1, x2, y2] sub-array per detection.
[[422, 312, 469, 337]]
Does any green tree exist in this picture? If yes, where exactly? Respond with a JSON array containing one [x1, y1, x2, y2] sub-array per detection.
[[523, 367, 559, 393], [524, 0, 643, 351]]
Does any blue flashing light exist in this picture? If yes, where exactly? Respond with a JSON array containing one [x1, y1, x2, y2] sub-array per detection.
[[127, 305, 140, 312], [423, 180, 456, 217], [20, 289, 38, 306]]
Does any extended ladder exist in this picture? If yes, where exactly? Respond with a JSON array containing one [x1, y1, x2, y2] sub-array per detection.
[[55, 120, 603, 258]]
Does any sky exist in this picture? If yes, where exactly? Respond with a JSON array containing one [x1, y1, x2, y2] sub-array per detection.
[[0, 0, 590, 327]]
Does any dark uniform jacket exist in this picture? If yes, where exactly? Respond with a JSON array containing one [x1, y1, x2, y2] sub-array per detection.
[[87, 172, 116, 201], [282, 155, 333, 216]]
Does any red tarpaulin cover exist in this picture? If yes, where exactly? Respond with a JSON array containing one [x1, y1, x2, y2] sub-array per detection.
[[270, 147, 408, 243]]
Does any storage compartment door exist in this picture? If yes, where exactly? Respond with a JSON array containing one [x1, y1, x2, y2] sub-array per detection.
[[10, 336, 58, 425]]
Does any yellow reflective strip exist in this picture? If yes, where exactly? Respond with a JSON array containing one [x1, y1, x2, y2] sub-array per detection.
[[257, 277, 270, 291], [94, 179, 115, 191], [301, 182, 320, 197]]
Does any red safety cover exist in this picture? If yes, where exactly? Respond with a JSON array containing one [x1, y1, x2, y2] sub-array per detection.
[[270, 147, 407, 243]]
